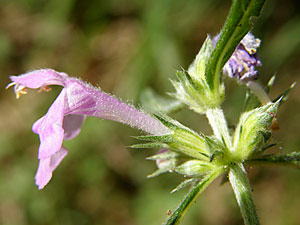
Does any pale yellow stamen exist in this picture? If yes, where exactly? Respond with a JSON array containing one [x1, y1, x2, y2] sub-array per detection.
[[6, 82, 28, 99], [5, 82, 16, 89], [15, 85, 28, 99]]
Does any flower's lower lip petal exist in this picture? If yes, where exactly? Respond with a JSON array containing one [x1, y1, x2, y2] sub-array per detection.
[[38, 126, 64, 158], [35, 90, 66, 158], [35, 147, 68, 189], [49, 147, 68, 171], [62, 114, 86, 140], [32, 117, 44, 134], [35, 157, 52, 190]]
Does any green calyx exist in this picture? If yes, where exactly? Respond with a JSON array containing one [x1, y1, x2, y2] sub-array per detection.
[[133, 98, 281, 180], [141, 114, 211, 161], [174, 160, 218, 177], [232, 99, 281, 160], [132, 114, 229, 179], [171, 37, 225, 113]]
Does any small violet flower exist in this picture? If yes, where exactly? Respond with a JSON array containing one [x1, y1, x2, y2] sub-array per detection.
[[7, 69, 171, 189], [215, 32, 262, 82]]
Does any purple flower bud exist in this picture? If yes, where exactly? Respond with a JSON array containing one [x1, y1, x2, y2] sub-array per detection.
[[7, 69, 170, 189], [214, 33, 262, 82]]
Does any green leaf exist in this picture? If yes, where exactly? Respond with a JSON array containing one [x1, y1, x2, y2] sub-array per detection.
[[265, 74, 276, 94], [147, 151, 179, 161], [204, 135, 225, 155], [147, 168, 172, 178], [188, 36, 213, 81], [164, 167, 224, 225], [170, 128, 209, 160], [246, 152, 300, 168], [134, 134, 173, 142], [176, 70, 198, 90], [154, 114, 181, 130], [272, 82, 296, 103], [175, 160, 216, 176], [205, 0, 266, 91], [171, 178, 198, 194], [209, 150, 224, 162], [137, 114, 211, 160], [130, 142, 169, 149]]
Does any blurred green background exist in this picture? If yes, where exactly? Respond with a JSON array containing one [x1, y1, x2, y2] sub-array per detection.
[[0, 0, 300, 224]]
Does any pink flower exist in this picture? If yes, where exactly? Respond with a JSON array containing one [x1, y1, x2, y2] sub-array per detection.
[[7, 69, 170, 189]]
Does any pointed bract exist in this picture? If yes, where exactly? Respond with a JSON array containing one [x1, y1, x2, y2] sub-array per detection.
[[233, 100, 281, 159]]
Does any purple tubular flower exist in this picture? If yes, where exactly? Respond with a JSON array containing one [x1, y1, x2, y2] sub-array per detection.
[[7, 69, 171, 189], [215, 32, 262, 82]]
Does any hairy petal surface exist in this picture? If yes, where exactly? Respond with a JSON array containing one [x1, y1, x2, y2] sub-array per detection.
[[10, 69, 67, 89]]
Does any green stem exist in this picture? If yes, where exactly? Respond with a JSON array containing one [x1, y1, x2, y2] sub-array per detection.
[[206, 107, 232, 151], [164, 167, 224, 225], [229, 163, 260, 225]]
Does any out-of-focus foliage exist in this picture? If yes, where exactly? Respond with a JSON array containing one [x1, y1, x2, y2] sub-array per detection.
[[0, 0, 299, 224]]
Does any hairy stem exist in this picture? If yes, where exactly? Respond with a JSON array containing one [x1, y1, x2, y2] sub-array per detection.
[[229, 163, 260, 225], [206, 107, 232, 151]]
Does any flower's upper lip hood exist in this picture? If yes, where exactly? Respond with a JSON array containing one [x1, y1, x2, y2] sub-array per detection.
[[9, 69, 68, 89]]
